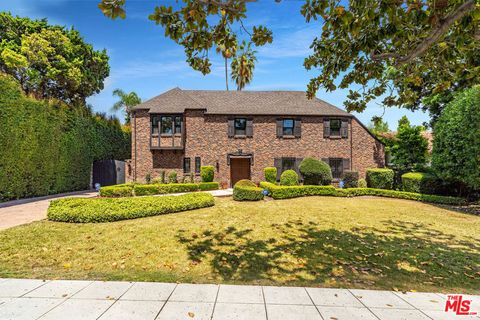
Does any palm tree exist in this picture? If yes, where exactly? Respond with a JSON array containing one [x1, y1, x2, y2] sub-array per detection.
[[111, 89, 141, 124], [216, 44, 236, 91], [231, 41, 257, 91]]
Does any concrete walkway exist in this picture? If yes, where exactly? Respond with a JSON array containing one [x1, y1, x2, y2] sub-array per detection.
[[0, 279, 478, 320]]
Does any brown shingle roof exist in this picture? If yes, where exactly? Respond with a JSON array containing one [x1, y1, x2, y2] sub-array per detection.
[[133, 88, 350, 117]]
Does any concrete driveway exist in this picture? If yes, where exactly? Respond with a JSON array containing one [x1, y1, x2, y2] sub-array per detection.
[[0, 191, 97, 231]]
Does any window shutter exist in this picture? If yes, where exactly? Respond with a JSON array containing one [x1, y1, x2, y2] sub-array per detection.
[[342, 158, 350, 173], [246, 119, 253, 137], [295, 158, 303, 181], [323, 119, 330, 138], [274, 158, 282, 181], [294, 119, 302, 137], [228, 119, 234, 137], [341, 119, 348, 138], [276, 119, 283, 138]]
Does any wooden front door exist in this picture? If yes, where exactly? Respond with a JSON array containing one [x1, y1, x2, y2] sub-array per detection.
[[230, 157, 251, 186]]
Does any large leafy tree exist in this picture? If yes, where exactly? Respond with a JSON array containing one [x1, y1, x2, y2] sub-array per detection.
[[391, 116, 428, 171], [111, 89, 142, 124], [98, 1, 479, 123], [0, 13, 109, 104], [231, 41, 257, 90]]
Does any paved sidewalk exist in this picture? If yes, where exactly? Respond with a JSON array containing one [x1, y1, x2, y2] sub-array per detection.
[[0, 279, 478, 320], [0, 191, 97, 231]]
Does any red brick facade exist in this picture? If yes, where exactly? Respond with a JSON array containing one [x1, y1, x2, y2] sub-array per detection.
[[129, 109, 385, 187]]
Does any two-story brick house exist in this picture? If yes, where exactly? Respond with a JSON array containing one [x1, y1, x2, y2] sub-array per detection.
[[128, 88, 385, 187]]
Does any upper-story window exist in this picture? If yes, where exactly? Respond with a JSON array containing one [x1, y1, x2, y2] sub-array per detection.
[[152, 115, 182, 135], [324, 118, 348, 138], [282, 119, 295, 136], [234, 118, 247, 136], [329, 119, 341, 136]]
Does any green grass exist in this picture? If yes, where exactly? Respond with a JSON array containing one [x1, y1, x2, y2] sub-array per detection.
[[0, 196, 479, 293]]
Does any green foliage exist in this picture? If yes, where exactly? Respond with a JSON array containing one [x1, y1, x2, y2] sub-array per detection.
[[233, 179, 264, 201], [111, 88, 141, 124], [0, 13, 109, 104], [168, 171, 178, 184], [0, 75, 130, 202], [198, 182, 220, 191], [99, 184, 134, 197], [145, 173, 152, 184], [391, 116, 428, 171], [432, 87, 480, 190], [401, 172, 439, 195], [200, 166, 215, 183], [264, 167, 277, 184], [301, 0, 480, 122], [343, 171, 359, 188], [259, 182, 466, 205], [299, 158, 332, 185], [280, 170, 299, 186], [47, 193, 215, 223], [366, 169, 394, 190], [358, 179, 367, 188], [231, 41, 257, 91]]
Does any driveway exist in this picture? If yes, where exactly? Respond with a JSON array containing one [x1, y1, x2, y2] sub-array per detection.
[[0, 191, 97, 230]]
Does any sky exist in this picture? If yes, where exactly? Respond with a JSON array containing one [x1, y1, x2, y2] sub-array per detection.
[[1, 0, 430, 129]]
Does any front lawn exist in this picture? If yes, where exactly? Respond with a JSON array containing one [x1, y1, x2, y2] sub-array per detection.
[[0, 197, 479, 293]]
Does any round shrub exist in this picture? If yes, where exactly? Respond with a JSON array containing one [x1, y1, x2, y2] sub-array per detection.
[[401, 172, 439, 194], [233, 179, 264, 201], [366, 168, 394, 189], [168, 171, 178, 184], [299, 158, 332, 185], [280, 170, 299, 186], [264, 167, 277, 183], [343, 171, 359, 188], [235, 179, 256, 187], [200, 165, 215, 182], [358, 179, 367, 188]]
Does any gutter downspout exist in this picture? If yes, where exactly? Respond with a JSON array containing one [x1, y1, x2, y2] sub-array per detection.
[[134, 111, 137, 182], [350, 118, 353, 170]]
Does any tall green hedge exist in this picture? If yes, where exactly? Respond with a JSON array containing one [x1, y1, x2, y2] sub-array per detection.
[[0, 74, 130, 201]]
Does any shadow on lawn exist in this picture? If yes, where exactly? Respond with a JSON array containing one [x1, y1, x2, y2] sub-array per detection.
[[176, 220, 480, 291]]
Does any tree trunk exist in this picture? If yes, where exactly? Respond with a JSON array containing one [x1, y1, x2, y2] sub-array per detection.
[[225, 57, 229, 91]]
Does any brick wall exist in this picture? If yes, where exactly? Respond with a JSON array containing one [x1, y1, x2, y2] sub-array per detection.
[[129, 109, 385, 186]]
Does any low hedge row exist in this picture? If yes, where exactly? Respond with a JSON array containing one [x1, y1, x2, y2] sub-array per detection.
[[47, 193, 215, 223], [259, 182, 466, 205], [233, 179, 264, 201], [99, 182, 220, 197]]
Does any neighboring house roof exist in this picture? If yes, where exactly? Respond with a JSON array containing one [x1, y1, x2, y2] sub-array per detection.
[[133, 87, 351, 117]]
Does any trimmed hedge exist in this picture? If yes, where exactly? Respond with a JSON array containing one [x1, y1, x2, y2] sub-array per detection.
[[358, 179, 367, 188], [366, 168, 394, 189], [299, 158, 332, 185], [233, 179, 264, 201], [259, 182, 466, 205], [100, 182, 220, 197], [201, 166, 215, 182], [280, 169, 299, 186], [401, 172, 438, 194], [343, 171, 359, 188], [47, 193, 215, 223], [264, 167, 277, 183]]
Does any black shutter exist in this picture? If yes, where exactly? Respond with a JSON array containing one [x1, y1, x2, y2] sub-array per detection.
[[274, 158, 282, 181], [341, 119, 348, 138], [294, 119, 302, 138], [246, 119, 253, 137], [295, 158, 303, 181], [228, 119, 234, 137], [323, 119, 330, 138], [342, 158, 350, 174], [276, 119, 283, 138]]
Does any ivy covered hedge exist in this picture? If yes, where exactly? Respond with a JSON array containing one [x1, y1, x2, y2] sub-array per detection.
[[259, 182, 466, 205], [0, 75, 130, 202], [47, 193, 215, 223], [99, 182, 220, 197]]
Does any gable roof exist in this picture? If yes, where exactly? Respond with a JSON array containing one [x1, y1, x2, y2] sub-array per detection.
[[133, 88, 351, 117]]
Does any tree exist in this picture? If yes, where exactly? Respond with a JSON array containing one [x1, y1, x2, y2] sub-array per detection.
[[368, 118, 389, 135], [231, 41, 257, 90], [0, 13, 109, 104], [111, 89, 142, 124], [432, 86, 480, 190], [97, 1, 479, 122], [391, 116, 428, 171]]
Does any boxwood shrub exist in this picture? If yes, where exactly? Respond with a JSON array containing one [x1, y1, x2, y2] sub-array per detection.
[[47, 193, 215, 223], [200, 166, 215, 182], [264, 167, 277, 183], [259, 181, 466, 205], [198, 182, 220, 191], [358, 179, 367, 188], [343, 171, 359, 188], [401, 172, 439, 194], [99, 184, 134, 197], [233, 179, 264, 201], [280, 169, 299, 186], [366, 168, 394, 189], [299, 158, 332, 185]]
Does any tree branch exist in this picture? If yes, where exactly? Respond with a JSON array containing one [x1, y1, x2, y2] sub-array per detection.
[[371, 0, 476, 65]]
